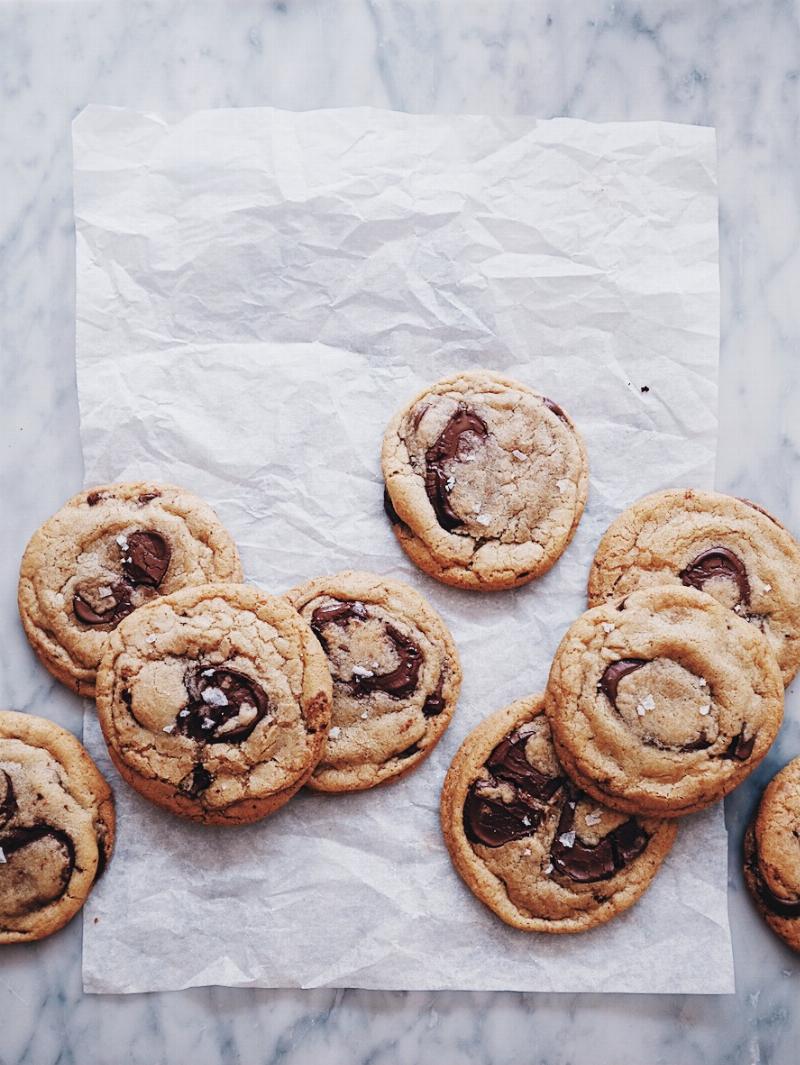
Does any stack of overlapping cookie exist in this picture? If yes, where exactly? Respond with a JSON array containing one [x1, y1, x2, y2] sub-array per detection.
[[5, 370, 800, 954]]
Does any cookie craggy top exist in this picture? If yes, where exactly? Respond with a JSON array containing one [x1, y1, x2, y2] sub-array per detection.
[[382, 371, 588, 589], [287, 571, 461, 791], [441, 696, 676, 933], [546, 586, 784, 817], [18, 483, 243, 696], [95, 584, 331, 824], [0, 711, 114, 943], [588, 489, 800, 684]]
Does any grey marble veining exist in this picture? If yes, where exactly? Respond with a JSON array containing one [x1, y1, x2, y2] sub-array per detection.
[[1, 1, 799, 1062]]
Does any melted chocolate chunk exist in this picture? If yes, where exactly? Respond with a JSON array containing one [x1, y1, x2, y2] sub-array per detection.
[[542, 397, 568, 423], [463, 726, 565, 848], [383, 487, 405, 527], [486, 728, 565, 803], [311, 601, 369, 639], [747, 835, 800, 918], [352, 625, 422, 699], [424, 406, 488, 531], [0, 824, 76, 902], [122, 530, 171, 587], [177, 666, 270, 744], [550, 790, 649, 883], [396, 743, 421, 760], [178, 765, 214, 797], [722, 729, 756, 761], [137, 492, 160, 504], [679, 546, 750, 605], [0, 771, 17, 826], [73, 582, 134, 627], [86, 491, 102, 506], [422, 675, 446, 717], [464, 781, 542, 847], [598, 659, 648, 706], [311, 601, 426, 702]]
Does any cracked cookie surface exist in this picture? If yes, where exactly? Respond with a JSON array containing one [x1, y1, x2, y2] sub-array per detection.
[[381, 371, 588, 590], [440, 695, 676, 932], [588, 489, 800, 684], [95, 584, 332, 825], [744, 757, 800, 952], [18, 483, 243, 697], [287, 571, 461, 792], [0, 710, 114, 943], [545, 586, 784, 817]]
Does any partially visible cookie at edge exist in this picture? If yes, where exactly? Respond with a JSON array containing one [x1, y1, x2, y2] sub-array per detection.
[[440, 695, 677, 933], [18, 482, 243, 697], [95, 583, 331, 825], [0, 710, 115, 943], [744, 757, 800, 952], [382, 370, 588, 590], [588, 489, 800, 684], [545, 585, 784, 818], [286, 570, 461, 792]]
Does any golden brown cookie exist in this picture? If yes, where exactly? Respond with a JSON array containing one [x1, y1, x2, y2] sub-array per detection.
[[18, 483, 243, 697], [381, 370, 588, 590], [286, 571, 461, 791], [95, 583, 331, 824], [440, 695, 677, 932], [545, 586, 784, 817], [0, 710, 114, 943], [588, 489, 800, 684], [744, 757, 800, 952]]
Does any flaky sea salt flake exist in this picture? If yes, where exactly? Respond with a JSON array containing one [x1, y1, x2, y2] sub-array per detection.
[[202, 687, 228, 708], [162, 724, 175, 734], [475, 513, 492, 526], [558, 831, 576, 848], [601, 622, 615, 634], [699, 705, 711, 716], [512, 449, 527, 461], [445, 475, 456, 492], [352, 665, 374, 679], [115, 534, 129, 549], [585, 811, 603, 826], [328, 726, 341, 739]]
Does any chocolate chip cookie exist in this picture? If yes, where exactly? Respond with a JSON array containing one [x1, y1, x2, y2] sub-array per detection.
[[19, 483, 243, 697], [0, 710, 114, 943], [441, 695, 676, 932], [588, 489, 800, 684], [545, 586, 784, 818], [286, 571, 461, 791], [95, 583, 332, 824], [744, 757, 800, 951], [382, 371, 588, 590]]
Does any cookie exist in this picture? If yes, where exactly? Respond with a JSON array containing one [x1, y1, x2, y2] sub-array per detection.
[[440, 695, 676, 932], [95, 583, 332, 824], [588, 489, 800, 685], [286, 571, 461, 791], [744, 758, 800, 951], [19, 483, 243, 697], [381, 371, 588, 590], [0, 710, 114, 943], [545, 585, 784, 817]]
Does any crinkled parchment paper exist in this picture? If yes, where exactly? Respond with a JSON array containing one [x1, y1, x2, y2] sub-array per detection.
[[73, 106, 730, 993]]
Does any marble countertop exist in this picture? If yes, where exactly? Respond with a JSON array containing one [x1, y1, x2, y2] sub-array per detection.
[[1, 1, 798, 1062]]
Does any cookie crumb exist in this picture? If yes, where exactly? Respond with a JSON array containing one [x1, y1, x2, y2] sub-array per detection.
[[558, 831, 576, 848]]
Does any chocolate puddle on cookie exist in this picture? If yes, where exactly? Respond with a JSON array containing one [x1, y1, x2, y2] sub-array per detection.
[[311, 600, 442, 708], [679, 546, 751, 605], [175, 665, 270, 744], [746, 830, 800, 918], [550, 788, 649, 883], [423, 405, 488, 531], [0, 824, 76, 912], [73, 528, 171, 628]]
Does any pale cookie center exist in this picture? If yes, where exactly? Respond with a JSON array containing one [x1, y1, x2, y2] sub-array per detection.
[[613, 659, 717, 751]]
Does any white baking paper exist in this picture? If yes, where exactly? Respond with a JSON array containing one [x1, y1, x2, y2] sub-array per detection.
[[72, 105, 731, 994]]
